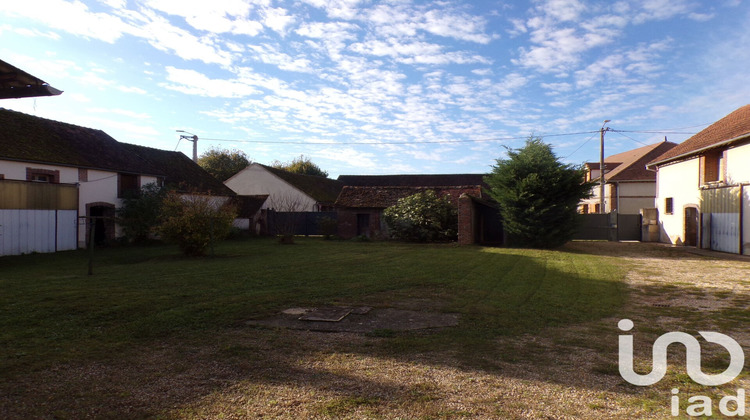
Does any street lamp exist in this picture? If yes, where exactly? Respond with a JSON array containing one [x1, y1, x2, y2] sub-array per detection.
[[176, 130, 198, 162], [599, 120, 611, 214]]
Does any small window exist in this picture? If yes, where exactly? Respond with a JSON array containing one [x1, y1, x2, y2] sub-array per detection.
[[665, 197, 674, 215], [581, 204, 589, 214], [26, 168, 60, 183], [594, 203, 600, 213], [118, 173, 140, 198]]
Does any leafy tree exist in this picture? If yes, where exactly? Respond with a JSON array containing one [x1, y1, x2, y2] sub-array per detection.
[[198, 147, 250, 181], [271, 154, 328, 178], [116, 183, 167, 243], [485, 136, 594, 248], [383, 190, 458, 242], [159, 191, 237, 256]]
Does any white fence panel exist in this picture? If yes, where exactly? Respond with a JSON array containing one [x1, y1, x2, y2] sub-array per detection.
[[0, 210, 78, 256], [710, 212, 740, 254]]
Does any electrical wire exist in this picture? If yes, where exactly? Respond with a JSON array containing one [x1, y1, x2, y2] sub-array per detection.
[[199, 130, 601, 145], [611, 130, 650, 147], [564, 132, 598, 159]]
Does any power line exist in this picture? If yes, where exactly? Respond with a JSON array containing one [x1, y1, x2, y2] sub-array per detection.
[[564, 132, 598, 159], [611, 130, 650, 147], [200, 130, 601, 145]]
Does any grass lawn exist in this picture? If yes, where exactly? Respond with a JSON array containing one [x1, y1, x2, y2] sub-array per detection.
[[1, 238, 624, 373], [1, 237, 644, 418]]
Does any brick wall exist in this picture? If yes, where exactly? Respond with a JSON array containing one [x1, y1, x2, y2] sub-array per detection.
[[458, 194, 475, 245]]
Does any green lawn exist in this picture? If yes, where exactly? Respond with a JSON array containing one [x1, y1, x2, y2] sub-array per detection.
[[0, 237, 626, 378]]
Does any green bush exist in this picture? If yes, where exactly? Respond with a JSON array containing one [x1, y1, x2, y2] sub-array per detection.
[[116, 183, 167, 243], [383, 190, 457, 242], [159, 192, 237, 256]]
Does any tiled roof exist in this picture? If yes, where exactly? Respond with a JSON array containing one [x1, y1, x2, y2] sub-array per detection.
[[0, 108, 232, 195], [119, 144, 235, 195], [649, 104, 750, 166], [335, 186, 482, 208], [589, 141, 677, 182], [260, 164, 344, 203], [338, 174, 488, 188]]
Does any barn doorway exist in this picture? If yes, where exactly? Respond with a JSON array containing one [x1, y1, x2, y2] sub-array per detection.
[[356, 213, 370, 237], [684, 206, 699, 247], [87, 203, 115, 246]]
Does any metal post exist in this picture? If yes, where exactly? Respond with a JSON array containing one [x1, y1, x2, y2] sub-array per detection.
[[192, 135, 198, 162], [599, 120, 610, 214], [88, 218, 95, 276]]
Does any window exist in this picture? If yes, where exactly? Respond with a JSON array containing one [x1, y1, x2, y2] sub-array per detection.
[[701, 150, 725, 184], [118, 173, 140, 198], [665, 197, 674, 215], [594, 203, 600, 213], [581, 204, 589, 214], [26, 168, 60, 183]]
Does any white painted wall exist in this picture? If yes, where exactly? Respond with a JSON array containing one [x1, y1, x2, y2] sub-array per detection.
[[1, 159, 163, 247], [0, 160, 78, 183], [615, 182, 656, 214], [225, 163, 318, 211], [655, 158, 701, 244], [727, 144, 750, 184]]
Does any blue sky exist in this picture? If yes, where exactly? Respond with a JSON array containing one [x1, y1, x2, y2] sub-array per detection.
[[1, 0, 748, 177]]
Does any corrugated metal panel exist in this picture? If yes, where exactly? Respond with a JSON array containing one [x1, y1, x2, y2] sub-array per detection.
[[0, 179, 78, 210], [701, 187, 741, 214], [701, 187, 742, 254], [0, 210, 78, 256], [710, 213, 740, 253]]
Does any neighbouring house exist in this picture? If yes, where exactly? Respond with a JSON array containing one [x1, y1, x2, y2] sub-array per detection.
[[646, 104, 750, 254], [580, 140, 677, 214], [225, 163, 344, 212], [334, 174, 502, 244], [0, 108, 234, 254]]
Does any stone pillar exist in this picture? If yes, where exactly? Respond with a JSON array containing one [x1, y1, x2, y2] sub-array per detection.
[[458, 193, 474, 245]]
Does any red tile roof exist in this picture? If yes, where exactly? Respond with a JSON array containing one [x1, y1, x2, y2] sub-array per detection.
[[335, 186, 482, 208], [649, 104, 750, 166], [595, 141, 677, 181]]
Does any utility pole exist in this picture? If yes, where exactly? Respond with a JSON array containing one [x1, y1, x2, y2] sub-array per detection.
[[599, 120, 610, 214], [176, 130, 199, 162]]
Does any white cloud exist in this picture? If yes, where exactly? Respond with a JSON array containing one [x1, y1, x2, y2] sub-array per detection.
[[3, 0, 132, 43], [161, 67, 262, 98], [312, 147, 377, 168], [133, 10, 234, 66], [247, 44, 313, 73]]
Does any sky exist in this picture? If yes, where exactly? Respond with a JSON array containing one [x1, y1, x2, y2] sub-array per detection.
[[1, 0, 749, 178]]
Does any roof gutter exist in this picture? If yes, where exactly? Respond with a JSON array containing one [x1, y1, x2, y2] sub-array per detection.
[[646, 132, 750, 169]]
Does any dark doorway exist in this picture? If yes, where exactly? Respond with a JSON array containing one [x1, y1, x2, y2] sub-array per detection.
[[684, 207, 699, 246], [88, 204, 115, 246], [356, 213, 370, 237]]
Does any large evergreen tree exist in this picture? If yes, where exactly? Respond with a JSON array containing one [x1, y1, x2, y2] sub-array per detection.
[[485, 137, 593, 248]]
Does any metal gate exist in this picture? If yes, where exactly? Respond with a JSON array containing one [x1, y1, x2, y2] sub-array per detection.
[[573, 213, 642, 241], [0, 210, 78, 256]]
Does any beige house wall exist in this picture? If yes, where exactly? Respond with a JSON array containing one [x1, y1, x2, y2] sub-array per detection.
[[225, 163, 318, 212], [654, 158, 700, 245]]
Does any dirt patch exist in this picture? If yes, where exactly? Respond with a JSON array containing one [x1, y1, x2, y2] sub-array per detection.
[[247, 306, 460, 333]]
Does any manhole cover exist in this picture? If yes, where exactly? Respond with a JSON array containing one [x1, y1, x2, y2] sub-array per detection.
[[299, 307, 352, 322]]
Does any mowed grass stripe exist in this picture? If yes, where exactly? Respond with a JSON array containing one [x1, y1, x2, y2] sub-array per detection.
[[0, 238, 625, 375]]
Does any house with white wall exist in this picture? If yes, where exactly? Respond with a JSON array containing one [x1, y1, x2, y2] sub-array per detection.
[[647, 104, 750, 254], [580, 141, 677, 214], [0, 108, 233, 253], [225, 163, 343, 212]]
